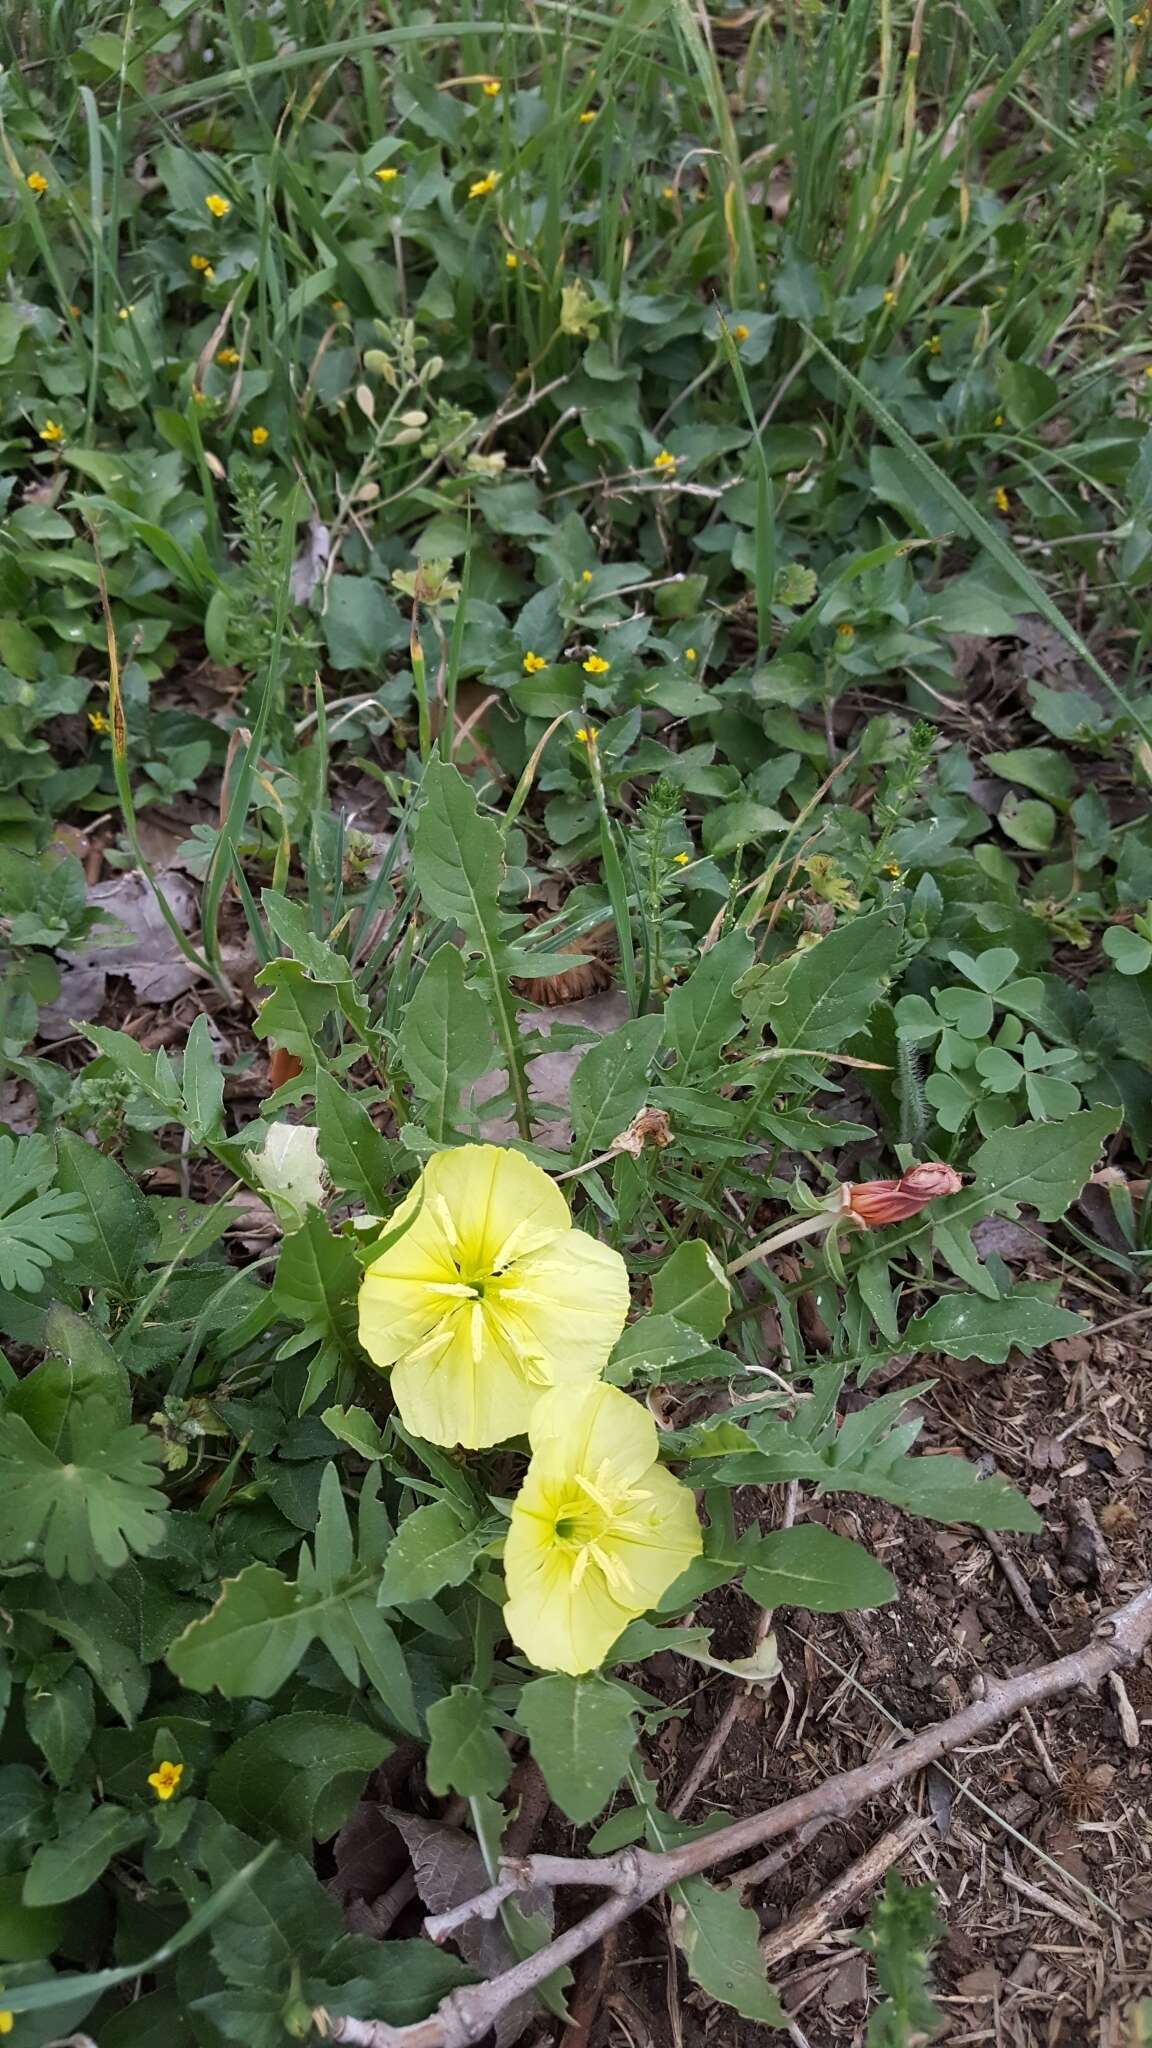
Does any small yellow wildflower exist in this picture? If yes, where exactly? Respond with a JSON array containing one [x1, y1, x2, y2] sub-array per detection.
[[88, 709, 110, 734], [883, 862, 904, 880], [652, 448, 677, 473], [250, 425, 270, 446], [732, 323, 750, 344], [147, 1760, 184, 1802], [205, 192, 231, 218], [482, 79, 502, 96], [358, 1145, 629, 1449], [216, 346, 240, 366], [26, 172, 48, 195], [883, 289, 897, 306], [926, 333, 942, 355], [503, 1382, 702, 1675], [522, 651, 548, 674], [192, 388, 208, 405], [581, 569, 593, 583], [505, 251, 519, 270], [993, 411, 1004, 425], [582, 654, 609, 675], [190, 253, 212, 272], [374, 166, 399, 184], [993, 485, 1010, 514], [0, 2012, 13, 2035], [468, 171, 499, 199], [836, 622, 855, 640], [1145, 366, 1152, 382], [684, 647, 697, 663], [117, 305, 134, 320], [578, 110, 597, 124], [38, 420, 64, 444], [674, 852, 690, 866], [331, 299, 348, 313], [574, 725, 599, 744]]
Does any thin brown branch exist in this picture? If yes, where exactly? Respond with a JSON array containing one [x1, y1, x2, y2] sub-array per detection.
[[313, 1584, 1152, 2048], [758, 1813, 927, 1968]]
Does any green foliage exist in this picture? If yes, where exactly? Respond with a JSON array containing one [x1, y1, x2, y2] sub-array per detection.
[[857, 1873, 943, 2046]]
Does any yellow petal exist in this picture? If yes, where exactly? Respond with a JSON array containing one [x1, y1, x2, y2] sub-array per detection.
[[503, 1493, 634, 1674], [422, 1144, 569, 1270], [602, 1463, 703, 1609], [498, 1235, 629, 1388], [391, 1303, 536, 1448], [528, 1379, 653, 1482]]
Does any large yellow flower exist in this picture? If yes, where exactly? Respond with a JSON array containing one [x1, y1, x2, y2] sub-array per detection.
[[503, 1382, 702, 1675], [357, 1146, 629, 1449]]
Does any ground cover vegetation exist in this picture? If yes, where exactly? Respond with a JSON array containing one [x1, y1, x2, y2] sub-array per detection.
[[0, 0, 1151, 2040]]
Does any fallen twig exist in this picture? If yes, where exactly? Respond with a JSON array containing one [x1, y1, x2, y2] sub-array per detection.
[[313, 1583, 1152, 2048], [758, 1813, 927, 1968]]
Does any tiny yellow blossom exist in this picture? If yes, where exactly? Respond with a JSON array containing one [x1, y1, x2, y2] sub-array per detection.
[[993, 485, 1010, 513], [522, 651, 548, 674], [88, 709, 110, 733], [468, 171, 499, 199], [652, 448, 677, 473], [661, 184, 676, 200], [581, 569, 593, 583], [883, 289, 897, 306], [216, 346, 240, 366], [147, 1760, 184, 1802], [331, 299, 348, 313], [926, 333, 942, 355], [205, 192, 231, 217], [26, 172, 48, 195], [503, 1382, 702, 1675], [1145, 366, 1152, 382], [574, 725, 599, 744], [38, 420, 64, 444], [582, 654, 609, 675], [0, 2012, 13, 2035], [836, 622, 855, 640], [674, 852, 690, 866], [374, 166, 400, 184], [505, 251, 519, 270], [883, 862, 904, 879], [358, 1146, 629, 1449], [732, 323, 750, 343], [578, 110, 597, 124], [684, 647, 697, 663], [250, 425, 270, 446], [482, 79, 502, 96], [192, 388, 208, 405], [993, 411, 1004, 425], [190, 253, 212, 272], [117, 305, 133, 320]]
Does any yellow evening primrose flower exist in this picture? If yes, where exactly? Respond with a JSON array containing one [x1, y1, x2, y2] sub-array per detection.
[[26, 172, 48, 195], [205, 192, 231, 218], [582, 653, 609, 675], [38, 420, 63, 444], [358, 1146, 629, 1450], [250, 425, 270, 446], [522, 650, 547, 673], [147, 1760, 184, 1801], [503, 1382, 702, 1675], [88, 709, 110, 733], [469, 171, 499, 199], [652, 448, 677, 472]]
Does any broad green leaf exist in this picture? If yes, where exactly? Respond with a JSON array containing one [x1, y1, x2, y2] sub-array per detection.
[[0, 1874, 66, 1963], [410, 757, 506, 946], [664, 929, 754, 1076], [906, 1291, 1086, 1363], [398, 944, 495, 1140], [24, 1805, 146, 1907], [166, 1562, 313, 1698], [673, 1876, 785, 2026], [314, 1072, 398, 1208], [985, 747, 1074, 804], [425, 1686, 511, 1799], [739, 909, 904, 1051], [999, 794, 1055, 851], [515, 1674, 637, 1824], [1091, 969, 1152, 1066], [377, 1500, 484, 1605], [968, 1107, 1120, 1222], [10, 1305, 130, 1447], [181, 1013, 225, 1143], [742, 1525, 897, 1614], [55, 1131, 156, 1295], [321, 1403, 387, 1459], [271, 1209, 360, 1362], [323, 574, 407, 669], [208, 1713, 390, 1848], [0, 1414, 168, 1582], [569, 1015, 665, 1164], [0, 1136, 94, 1296], [25, 1667, 94, 1785], [650, 1241, 731, 1340], [251, 958, 334, 1061]]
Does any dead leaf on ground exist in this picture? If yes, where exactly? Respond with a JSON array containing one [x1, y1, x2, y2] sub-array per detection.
[[39, 869, 205, 1038]]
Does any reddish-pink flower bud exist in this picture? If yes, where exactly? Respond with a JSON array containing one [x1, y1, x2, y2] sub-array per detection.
[[844, 1162, 962, 1228]]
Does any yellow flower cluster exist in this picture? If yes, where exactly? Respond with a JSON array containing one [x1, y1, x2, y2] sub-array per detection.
[[358, 1146, 701, 1673]]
